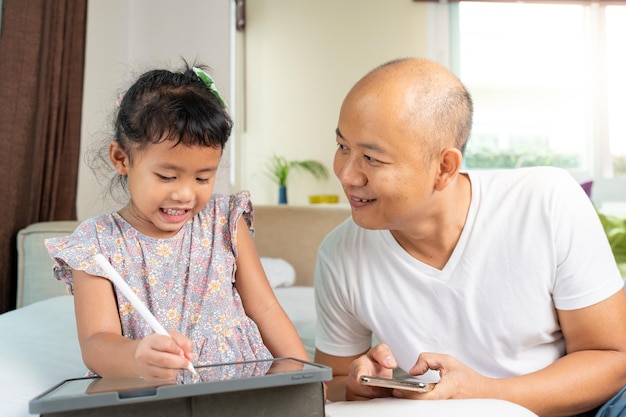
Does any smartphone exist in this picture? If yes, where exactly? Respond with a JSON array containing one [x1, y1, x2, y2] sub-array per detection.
[[359, 375, 436, 393]]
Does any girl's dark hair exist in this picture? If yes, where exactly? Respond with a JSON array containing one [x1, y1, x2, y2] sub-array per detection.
[[90, 61, 232, 203], [116, 61, 232, 153]]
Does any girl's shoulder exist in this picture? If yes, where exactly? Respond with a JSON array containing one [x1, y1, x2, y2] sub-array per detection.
[[79, 211, 123, 229], [196, 191, 254, 237], [206, 191, 252, 213], [66, 212, 131, 243], [202, 191, 253, 222], [47, 212, 122, 246]]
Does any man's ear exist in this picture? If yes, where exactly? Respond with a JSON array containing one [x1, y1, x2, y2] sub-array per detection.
[[109, 141, 129, 175], [434, 147, 463, 191]]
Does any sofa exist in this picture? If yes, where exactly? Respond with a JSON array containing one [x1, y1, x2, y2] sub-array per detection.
[[15, 205, 352, 308], [1, 204, 538, 417]]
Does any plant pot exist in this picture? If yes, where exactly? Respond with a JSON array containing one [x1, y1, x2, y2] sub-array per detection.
[[278, 185, 288, 205]]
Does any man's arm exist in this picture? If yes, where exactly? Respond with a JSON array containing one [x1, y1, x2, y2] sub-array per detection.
[[405, 290, 626, 416], [501, 289, 626, 416], [533, 289, 626, 415], [314, 349, 368, 401]]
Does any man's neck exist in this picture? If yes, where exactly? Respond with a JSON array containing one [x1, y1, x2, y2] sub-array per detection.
[[390, 173, 472, 270]]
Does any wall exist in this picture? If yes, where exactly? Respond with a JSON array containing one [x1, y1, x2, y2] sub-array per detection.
[[74, 1, 626, 218], [234, 0, 431, 205], [77, 0, 231, 220], [77, 0, 432, 217]]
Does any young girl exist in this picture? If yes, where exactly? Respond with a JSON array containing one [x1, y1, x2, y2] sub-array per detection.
[[46, 62, 308, 383]]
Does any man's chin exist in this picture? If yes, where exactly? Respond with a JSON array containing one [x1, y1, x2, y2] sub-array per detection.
[[351, 213, 385, 231]]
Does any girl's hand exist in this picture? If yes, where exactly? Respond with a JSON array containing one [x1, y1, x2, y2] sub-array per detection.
[[393, 352, 493, 400], [133, 332, 195, 381], [346, 344, 398, 400]]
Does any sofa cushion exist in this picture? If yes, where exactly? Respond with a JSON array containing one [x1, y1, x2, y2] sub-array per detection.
[[16, 221, 79, 308], [260, 257, 296, 288], [252, 205, 351, 286]]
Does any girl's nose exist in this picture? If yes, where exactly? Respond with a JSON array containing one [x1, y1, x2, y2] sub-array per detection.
[[171, 184, 193, 202]]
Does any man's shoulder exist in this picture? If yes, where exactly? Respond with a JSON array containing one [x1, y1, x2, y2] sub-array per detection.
[[469, 166, 576, 196], [469, 166, 570, 181]]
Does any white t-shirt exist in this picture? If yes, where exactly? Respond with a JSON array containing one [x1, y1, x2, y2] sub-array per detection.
[[315, 167, 623, 377]]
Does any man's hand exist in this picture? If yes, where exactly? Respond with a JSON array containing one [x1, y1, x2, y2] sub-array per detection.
[[392, 352, 491, 400], [346, 343, 399, 400]]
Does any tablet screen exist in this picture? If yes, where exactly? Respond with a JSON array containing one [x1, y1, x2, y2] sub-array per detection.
[[31, 357, 328, 407]]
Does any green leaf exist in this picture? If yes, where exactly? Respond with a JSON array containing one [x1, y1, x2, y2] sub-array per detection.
[[265, 155, 328, 186]]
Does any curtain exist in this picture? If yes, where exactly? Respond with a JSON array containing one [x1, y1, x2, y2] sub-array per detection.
[[0, 0, 86, 313]]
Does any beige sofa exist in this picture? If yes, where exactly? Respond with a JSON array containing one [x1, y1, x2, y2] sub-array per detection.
[[16, 204, 351, 308]]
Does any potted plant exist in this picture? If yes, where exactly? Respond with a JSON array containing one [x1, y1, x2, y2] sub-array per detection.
[[266, 155, 329, 204]]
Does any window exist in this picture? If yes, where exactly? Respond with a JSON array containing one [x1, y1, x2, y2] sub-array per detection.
[[439, 1, 626, 207], [606, 5, 626, 177]]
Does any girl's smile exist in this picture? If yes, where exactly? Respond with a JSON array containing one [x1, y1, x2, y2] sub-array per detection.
[[160, 207, 192, 223]]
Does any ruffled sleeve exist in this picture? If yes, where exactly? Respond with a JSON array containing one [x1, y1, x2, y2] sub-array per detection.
[[209, 191, 254, 262], [45, 214, 122, 293], [232, 190, 254, 241]]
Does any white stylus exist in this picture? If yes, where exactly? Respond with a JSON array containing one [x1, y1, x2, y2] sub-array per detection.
[[93, 254, 198, 377]]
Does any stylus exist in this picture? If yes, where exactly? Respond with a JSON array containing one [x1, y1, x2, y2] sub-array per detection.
[[94, 254, 199, 377]]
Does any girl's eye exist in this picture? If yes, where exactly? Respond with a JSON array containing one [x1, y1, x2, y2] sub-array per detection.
[[196, 178, 210, 184], [157, 174, 175, 181]]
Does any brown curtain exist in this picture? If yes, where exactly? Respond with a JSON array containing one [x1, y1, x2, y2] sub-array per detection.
[[0, 0, 86, 313]]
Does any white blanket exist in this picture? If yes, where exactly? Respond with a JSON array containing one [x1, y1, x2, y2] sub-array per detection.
[[0, 292, 537, 417], [0, 296, 85, 417]]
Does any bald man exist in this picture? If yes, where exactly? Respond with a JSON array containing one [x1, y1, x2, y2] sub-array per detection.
[[313, 58, 626, 417]]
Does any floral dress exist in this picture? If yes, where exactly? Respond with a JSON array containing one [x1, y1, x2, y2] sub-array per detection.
[[46, 192, 272, 382]]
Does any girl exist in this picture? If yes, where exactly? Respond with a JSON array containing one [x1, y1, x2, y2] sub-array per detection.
[[46, 62, 308, 383]]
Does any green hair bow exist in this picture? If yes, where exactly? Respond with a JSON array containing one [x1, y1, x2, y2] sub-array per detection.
[[192, 66, 228, 109]]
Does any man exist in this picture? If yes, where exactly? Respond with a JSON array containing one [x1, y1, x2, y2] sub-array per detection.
[[313, 58, 626, 417]]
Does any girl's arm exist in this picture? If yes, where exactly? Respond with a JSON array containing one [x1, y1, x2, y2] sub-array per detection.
[[233, 216, 309, 361], [72, 268, 193, 380]]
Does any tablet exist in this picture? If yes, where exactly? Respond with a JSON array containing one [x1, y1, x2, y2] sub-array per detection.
[[30, 357, 331, 415]]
